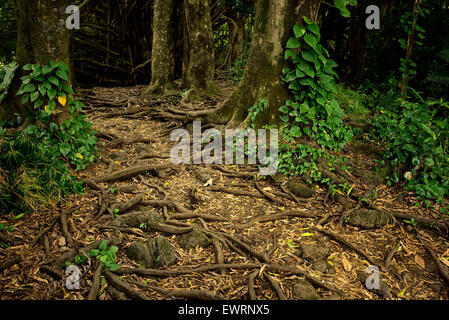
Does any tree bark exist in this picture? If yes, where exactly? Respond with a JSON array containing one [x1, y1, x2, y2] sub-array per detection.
[[209, 0, 321, 127], [0, 0, 72, 123], [182, 0, 217, 100], [144, 0, 176, 95]]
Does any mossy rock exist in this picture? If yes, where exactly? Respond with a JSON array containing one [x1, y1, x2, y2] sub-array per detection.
[[178, 228, 210, 250], [286, 180, 314, 198], [296, 242, 332, 273], [127, 236, 177, 268], [270, 173, 287, 184], [346, 140, 383, 157], [346, 209, 392, 229], [351, 165, 391, 185], [293, 278, 319, 300]]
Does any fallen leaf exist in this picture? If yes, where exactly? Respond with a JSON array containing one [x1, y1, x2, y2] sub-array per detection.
[[58, 236, 66, 247], [203, 178, 213, 187], [342, 256, 352, 272], [415, 255, 425, 269]]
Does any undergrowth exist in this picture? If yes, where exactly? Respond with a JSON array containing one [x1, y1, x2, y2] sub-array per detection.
[[0, 61, 97, 213]]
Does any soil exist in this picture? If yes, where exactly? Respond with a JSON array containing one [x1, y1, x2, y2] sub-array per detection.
[[0, 77, 448, 300]]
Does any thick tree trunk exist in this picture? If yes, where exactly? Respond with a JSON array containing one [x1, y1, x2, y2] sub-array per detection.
[[0, 0, 72, 123], [144, 0, 176, 95], [182, 0, 217, 100], [209, 0, 321, 127]]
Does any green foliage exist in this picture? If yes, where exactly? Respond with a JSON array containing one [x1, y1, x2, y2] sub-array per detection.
[[71, 240, 120, 271], [333, 0, 357, 18], [398, 5, 429, 91], [280, 18, 353, 151], [247, 98, 267, 126], [0, 61, 97, 212], [0, 62, 18, 104], [371, 96, 449, 201], [275, 18, 354, 190], [15, 61, 97, 170]]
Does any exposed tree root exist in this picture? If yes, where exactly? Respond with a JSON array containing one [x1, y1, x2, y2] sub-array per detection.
[[88, 263, 103, 300], [263, 271, 288, 300], [104, 271, 150, 300], [312, 227, 383, 268], [93, 164, 172, 183]]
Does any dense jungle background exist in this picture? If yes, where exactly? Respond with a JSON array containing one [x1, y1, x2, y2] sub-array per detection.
[[0, 0, 449, 300]]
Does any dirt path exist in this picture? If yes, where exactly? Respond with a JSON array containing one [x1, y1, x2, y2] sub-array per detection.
[[1, 81, 448, 300]]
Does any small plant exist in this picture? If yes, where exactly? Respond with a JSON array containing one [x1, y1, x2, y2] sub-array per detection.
[[248, 98, 267, 126], [70, 240, 120, 271], [403, 218, 416, 227]]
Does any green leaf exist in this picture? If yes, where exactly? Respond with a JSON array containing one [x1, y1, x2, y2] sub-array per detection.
[[48, 77, 59, 87], [304, 34, 317, 49], [21, 94, 29, 104], [279, 105, 289, 113], [34, 99, 43, 109], [303, 16, 313, 24], [298, 61, 315, 78], [38, 83, 47, 96], [290, 125, 302, 137], [293, 24, 306, 38], [23, 83, 36, 93], [301, 50, 315, 62], [47, 88, 57, 100], [109, 264, 120, 271], [286, 37, 301, 49], [56, 69, 69, 81], [99, 240, 108, 251], [30, 91, 39, 103], [307, 23, 320, 36]]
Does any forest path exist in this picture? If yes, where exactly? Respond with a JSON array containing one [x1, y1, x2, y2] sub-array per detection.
[[1, 79, 448, 300]]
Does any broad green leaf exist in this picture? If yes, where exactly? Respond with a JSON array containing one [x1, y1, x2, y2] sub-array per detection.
[[304, 34, 317, 49], [286, 37, 301, 49], [293, 24, 306, 38]]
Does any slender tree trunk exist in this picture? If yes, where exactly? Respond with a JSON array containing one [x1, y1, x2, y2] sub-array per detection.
[[144, 0, 176, 95], [182, 0, 217, 100], [0, 0, 72, 123], [209, 0, 321, 127]]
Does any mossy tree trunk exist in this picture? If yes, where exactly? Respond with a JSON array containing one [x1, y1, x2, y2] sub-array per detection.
[[209, 0, 321, 127], [182, 0, 217, 100], [144, 0, 176, 95], [0, 0, 72, 123]]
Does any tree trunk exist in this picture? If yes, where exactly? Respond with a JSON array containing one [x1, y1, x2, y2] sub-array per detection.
[[182, 0, 217, 100], [144, 0, 176, 95], [209, 0, 321, 127], [0, 0, 72, 123]]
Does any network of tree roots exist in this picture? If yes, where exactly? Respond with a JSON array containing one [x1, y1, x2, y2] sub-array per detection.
[[0, 78, 448, 300]]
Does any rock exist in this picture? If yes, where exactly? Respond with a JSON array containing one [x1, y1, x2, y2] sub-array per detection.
[[286, 180, 314, 198], [156, 169, 167, 178], [111, 211, 162, 227], [109, 150, 127, 161], [127, 236, 177, 268], [296, 242, 333, 274], [155, 236, 177, 267], [270, 173, 287, 184], [293, 279, 319, 300], [346, 209, 392, 229], [357, 270, 391, 298], [196, 169, 211, 183], [178, 229, 210, 250]]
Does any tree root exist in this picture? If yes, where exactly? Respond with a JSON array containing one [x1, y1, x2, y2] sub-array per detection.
[[263, 271, 287, 300], [88, 263, 103, 300], [248, 270, 259, 300], [93, 164, 172, 183], [104, 271, 150, 300], [236, 210, 314, 229], [113, 263, 344, 296], [312, 227, 383, 268], [129, 279, 225, 300]]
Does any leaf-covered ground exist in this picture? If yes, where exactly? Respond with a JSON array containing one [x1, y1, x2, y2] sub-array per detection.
[[1, 79, 448, 300]]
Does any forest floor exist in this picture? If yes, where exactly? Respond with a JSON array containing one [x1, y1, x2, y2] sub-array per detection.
[[1, 74, 448, 300]]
